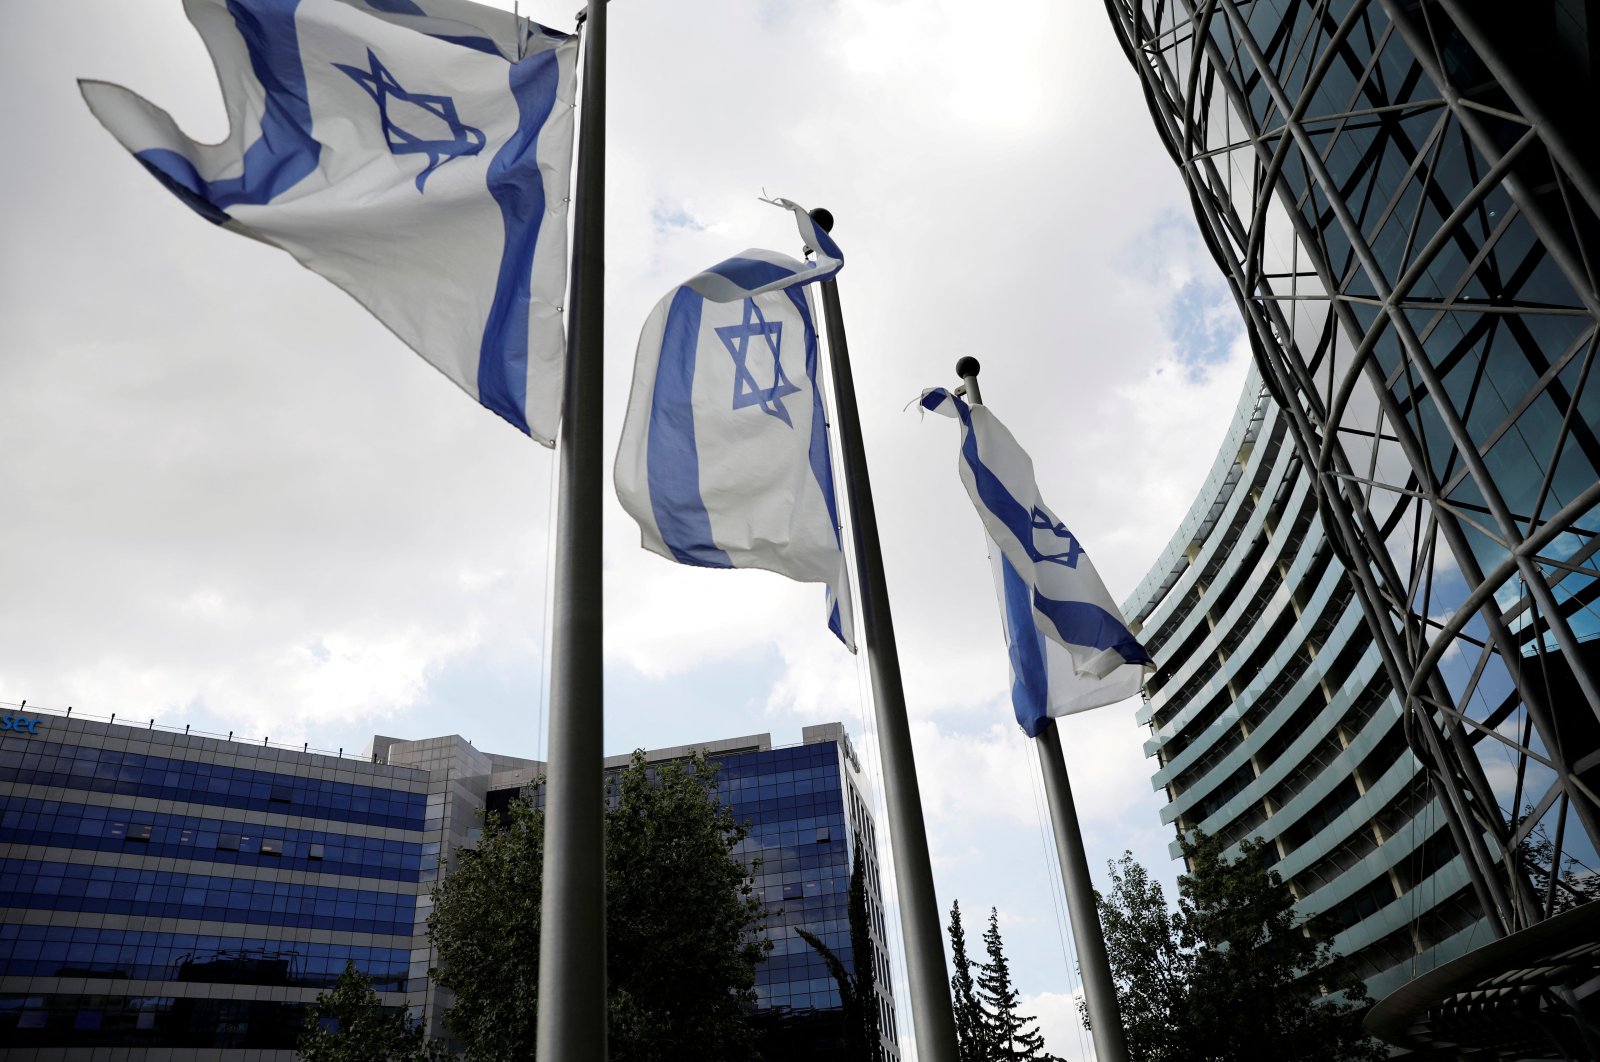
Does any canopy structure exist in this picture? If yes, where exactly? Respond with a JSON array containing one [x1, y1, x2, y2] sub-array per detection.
[[1366, 901, 1600, 1059]]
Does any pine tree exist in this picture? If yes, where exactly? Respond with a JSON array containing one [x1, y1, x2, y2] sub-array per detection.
[[976, 908, 1052, 1060], [948, 900, 988, 1062]]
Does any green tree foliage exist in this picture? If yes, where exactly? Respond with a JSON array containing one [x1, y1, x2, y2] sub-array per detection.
[[1093, 854, 1188, 1062], [1092, 831, 1387, 1062], [796, 832, 882, 1061], [948, 900, 988, 1062], [297, 960, 440, 1062], [425, 794, 544, 1060], [976, 908, 1053, 1060], [427, 750, 770, 1062], [605, 750, 771, 1061]]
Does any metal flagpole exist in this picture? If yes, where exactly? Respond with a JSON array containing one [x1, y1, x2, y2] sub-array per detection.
[[538, 1, 607, 1058], [810, 208, 960, 1062], [957, 356, 1129, 1062]]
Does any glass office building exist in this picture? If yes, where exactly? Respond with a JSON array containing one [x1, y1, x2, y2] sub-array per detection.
[[0, 709, 431, 1056], [484, 723, 902, 1062], [1, 709, 898, 1059], [1103, 0, 1600, 1052]]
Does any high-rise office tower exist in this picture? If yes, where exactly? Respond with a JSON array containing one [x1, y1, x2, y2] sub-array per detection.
[[1103, 1, 1599, 1052]]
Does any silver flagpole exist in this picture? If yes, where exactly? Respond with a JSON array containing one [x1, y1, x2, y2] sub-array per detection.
[[538, 1, 607, 1058], [811, 209, 960, 1062], [957, 356, 1129, 1062]]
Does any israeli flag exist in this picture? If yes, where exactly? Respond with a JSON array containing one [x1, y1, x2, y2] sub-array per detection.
[[615, 203, 855, 650], [922, 388, 1153, 734], [80, 0, 577, 444]]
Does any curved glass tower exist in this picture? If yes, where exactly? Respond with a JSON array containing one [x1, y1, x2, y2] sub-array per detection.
[[1123, 367, 1493, 1001], [1103, 1, 1600, 1050]]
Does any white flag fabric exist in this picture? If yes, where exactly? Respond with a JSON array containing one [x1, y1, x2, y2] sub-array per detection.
[[922, 388, 1153, 734], [81, 0, 577, 444], [615, 204, 855, 650]]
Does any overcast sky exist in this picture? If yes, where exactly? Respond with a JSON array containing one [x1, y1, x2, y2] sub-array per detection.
[[0, 2, 1251, 1058]]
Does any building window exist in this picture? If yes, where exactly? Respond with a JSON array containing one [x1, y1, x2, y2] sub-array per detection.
[[308, 843, 325, 860], [260, 838, 283, 856], [217, 834, 241, 851], [126, 823, 153, 842]]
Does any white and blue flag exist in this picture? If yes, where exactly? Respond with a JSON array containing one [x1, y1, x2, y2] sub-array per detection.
[[922, 388, 1153, 735], [81, 0, 577, 444], [615, 203, 855, 650]]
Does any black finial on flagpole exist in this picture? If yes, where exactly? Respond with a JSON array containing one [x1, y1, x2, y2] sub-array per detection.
[[809, 207, 835, 233], [955, 356, 981, 380]]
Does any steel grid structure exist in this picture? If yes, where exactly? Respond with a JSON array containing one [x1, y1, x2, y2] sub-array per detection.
[[1101, 0, 1599, 1052]]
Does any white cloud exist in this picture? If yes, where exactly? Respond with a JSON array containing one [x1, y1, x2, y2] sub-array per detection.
[[1027, 989, 1094, 1062]]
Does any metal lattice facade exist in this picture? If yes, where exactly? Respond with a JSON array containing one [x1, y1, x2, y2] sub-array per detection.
[[1103, 0, 1600, 1051]]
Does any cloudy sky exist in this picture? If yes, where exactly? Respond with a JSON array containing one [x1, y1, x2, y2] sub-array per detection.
[[0, 1, 1250, 1057]]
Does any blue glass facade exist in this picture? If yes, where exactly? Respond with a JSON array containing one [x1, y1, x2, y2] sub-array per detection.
[[717, 732, 899, 1061], [2, 715, 900, 1059], [482, 724, 903, 1062], [0, 713, 430, 1057], [0, 796, 424, 881], [1, 740, 425, 829]]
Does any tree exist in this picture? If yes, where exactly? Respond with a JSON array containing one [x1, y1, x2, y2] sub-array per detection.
[[948, 900, 988, 1062], [425, 793, 544, 1060], [604, 749, 771, 1061], [1090, 831, 1387, 1062], [1515, 804, 1600, 914], [976, 908, 1054, 1060], [297, 960, 440, 1062], [796, 832, 883, 1061], [1092, 854, 1189, 1062], [426, 750, 770, 1062]]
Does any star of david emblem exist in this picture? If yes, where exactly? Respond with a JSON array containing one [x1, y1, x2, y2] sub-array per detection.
[[718, 298, 803, 428], [334, 50, 486, 192], [1031, 507, 1083, 568]]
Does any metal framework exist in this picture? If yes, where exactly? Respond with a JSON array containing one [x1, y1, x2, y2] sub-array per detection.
[[1101, 0, 1600, 1052]]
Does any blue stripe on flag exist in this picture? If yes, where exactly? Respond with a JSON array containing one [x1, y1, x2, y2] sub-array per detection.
[[1002, 555, 1050, 737], [948, 395, 1039, 555], [703, 257, 798, 292], [476, 47, 563, 435], [787, 286, 843, 545], [648, 289, 734, 568], [135, 0, 319, 223], [431, 33, 503, 55], [1032, 593, 1155, 666], [810, 223, 843, 268], [353, 1, 504, 54], [133, 152, 230, 225]]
